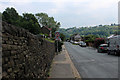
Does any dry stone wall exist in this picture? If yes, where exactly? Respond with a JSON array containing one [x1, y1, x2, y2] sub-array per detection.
[[2, 21, 55, 79]]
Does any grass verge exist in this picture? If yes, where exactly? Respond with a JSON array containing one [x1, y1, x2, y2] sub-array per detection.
[[45, 38, 55, 43]]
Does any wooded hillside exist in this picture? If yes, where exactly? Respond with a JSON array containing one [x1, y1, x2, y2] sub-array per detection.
[[59, 25, 118, 38]]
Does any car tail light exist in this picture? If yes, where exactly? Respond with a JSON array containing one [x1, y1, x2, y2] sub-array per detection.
[[117, 45, 119, 49], [101, 47, 104, 49]]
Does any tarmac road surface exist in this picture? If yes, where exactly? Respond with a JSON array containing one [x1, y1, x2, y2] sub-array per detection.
[[65, 42, 118, 79]]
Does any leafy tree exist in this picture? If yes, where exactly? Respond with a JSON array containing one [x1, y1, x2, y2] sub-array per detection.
[[35, 13, 49, 27], [2, 7, 41, 35], [59, 25, 118, 39], [35, 13, 60, 37], [94, 38, 105, 48], [84, 35, 98, 44], [22, 13, 41, 34], [2, 7, 20, 25], [60, 33, 66, 41]]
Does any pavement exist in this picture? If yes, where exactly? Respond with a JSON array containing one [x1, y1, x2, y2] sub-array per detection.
[[49, 45, 81, 80]]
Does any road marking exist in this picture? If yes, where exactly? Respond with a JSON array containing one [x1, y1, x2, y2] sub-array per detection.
[[77, 59, 95, 63]]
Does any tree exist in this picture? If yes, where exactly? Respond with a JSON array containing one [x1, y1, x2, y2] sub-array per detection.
[[94, 38, 105, 48], [84, 35, 98, 43], [35, 13, 60, 37], [22, 13, 41, 34], [59, 24, 118, 39], [60, 33, 66, 41], [83, 35, 98, 46], [35, 13, 49, 27], [2, 7, 41, 35], [2, 7, 20, 25]]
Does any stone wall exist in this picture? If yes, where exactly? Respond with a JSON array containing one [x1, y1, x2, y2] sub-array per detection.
[[2, 21, 55, 79]]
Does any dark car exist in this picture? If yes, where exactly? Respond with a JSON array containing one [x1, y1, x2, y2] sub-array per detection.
[[97, 44, 108, 53]]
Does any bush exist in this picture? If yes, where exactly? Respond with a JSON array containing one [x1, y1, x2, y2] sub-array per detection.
[[94, 38, 105, 48]]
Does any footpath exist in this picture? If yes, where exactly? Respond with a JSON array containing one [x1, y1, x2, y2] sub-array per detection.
[[49, 45, 81, 80]]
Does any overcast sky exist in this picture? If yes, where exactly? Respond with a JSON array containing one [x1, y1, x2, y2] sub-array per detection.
[[0, 0, 119, 28]]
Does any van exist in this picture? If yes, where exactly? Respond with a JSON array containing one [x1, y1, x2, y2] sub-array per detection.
[[107, 35, 120, 55]]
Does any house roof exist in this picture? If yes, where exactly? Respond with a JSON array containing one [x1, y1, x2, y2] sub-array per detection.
[[107, 34, 120, 39], [42, 26, 52, 31], [107, 35, 114, 39], [71, 33, 80, 37]]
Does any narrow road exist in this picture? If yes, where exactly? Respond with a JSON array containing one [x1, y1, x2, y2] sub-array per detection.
[[64, 42, 118, 78]]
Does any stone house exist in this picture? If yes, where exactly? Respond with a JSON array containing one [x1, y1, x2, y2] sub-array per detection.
[[70, 34, 81, 42], [41, 26, 52, 38]]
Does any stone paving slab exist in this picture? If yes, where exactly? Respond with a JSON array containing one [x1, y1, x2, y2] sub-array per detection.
[[50, 63, 74, 78], [53, 54, 66, 62]]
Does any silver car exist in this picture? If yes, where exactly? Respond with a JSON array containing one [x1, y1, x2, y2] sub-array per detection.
[[79, 42, 87, 47]]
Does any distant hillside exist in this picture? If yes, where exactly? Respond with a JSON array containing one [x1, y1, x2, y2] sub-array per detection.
[[59, 25, 118, 38]]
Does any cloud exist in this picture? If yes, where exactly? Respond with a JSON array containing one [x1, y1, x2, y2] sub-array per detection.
[[87, 0, 119, 10], [0, 2, 15, 12], [0, 0, 118, 28], [47, 8, 58, 14]]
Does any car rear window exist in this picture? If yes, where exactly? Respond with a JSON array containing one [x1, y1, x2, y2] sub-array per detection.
[[100, 44, 108, 47]]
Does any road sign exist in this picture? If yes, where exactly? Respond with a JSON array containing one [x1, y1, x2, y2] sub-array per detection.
[[55, 31, 60, 40], [55, 31, 60, 52]]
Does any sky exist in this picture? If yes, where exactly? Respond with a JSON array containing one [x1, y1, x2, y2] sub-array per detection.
[[0, 0, 119, 28]]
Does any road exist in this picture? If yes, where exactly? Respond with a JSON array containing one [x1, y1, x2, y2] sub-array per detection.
[[64, 42, 118, 78]]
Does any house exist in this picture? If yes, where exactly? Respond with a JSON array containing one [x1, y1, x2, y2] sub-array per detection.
[[41, 26, 52, 38], [70, 34, 81, 42]]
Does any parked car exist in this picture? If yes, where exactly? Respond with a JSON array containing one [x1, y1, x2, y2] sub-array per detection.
[[66, 39, 70, 42], [79, 42, 87, 47], [79, 41, 84, 44], [97, 44, 108, 53], [73, 41, 79, 45], [70, 40, 74, 43]]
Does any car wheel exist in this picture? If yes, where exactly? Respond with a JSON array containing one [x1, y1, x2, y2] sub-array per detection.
[[97, 49, 101, 53], [114, 51, 118, 56], [97, 50, 100, 53], [107, 51, 110, 55]]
